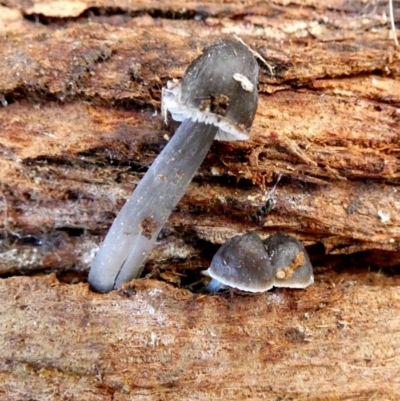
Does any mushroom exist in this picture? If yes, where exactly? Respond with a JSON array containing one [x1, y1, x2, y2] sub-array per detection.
[[203, 232, 274, 292], [203, 232, 313, 292], [264, 233, 314, 289], [88, 39, 259, 293]]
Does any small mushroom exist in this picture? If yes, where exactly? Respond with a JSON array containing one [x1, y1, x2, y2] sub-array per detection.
[[88, 39, 259, 293], [203, 232, 274, 293], [204, 232, 313, 293], [264, 233, 314, 289]]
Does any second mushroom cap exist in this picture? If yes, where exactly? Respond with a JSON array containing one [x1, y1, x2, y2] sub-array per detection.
[[204, 232, 275, 292], [264, 233, 314, 289], [204, 232, 314, 293]]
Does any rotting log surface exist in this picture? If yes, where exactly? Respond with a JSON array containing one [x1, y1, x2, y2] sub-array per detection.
[[0, 0, 400, 399], [1, 274, 400, 401], [1, 0, 400, 274]]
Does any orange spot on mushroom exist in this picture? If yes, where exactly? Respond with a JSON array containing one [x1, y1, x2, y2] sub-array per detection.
[[275, 251, 305, 280]]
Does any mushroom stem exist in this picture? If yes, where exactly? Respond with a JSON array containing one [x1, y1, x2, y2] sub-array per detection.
[[88, 118, 218, 293], [204, 279, 224, 293]]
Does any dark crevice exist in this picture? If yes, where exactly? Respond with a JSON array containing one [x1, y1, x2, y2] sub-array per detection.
[[192, 173, 256, 190], [2, 86, 66, 105], [23, 155, 76, 168], [1, 269, 88, 285], [257, 60, 289, 78], [261, 68, 400, 94], [0, 232, 44, 248], [56, 227, 86, 237], [0, 268, 63, 279], [23, 7, 142, 26], [22, 6, 210, 26], [4, 86, 160, 113], [22, 152, 148, 173], [111, 96, 158, 111], [1, 85, 158, 112], [147, 8, 204, 21]]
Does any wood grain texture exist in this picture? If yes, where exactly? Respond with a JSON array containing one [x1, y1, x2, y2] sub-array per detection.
[[0, 1, 400, 398], [1, 274, 400, 400], [1, 3, 399, 274]]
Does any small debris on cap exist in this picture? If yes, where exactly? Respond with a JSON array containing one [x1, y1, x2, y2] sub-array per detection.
[[233, 73, 254, 92], [263, 233, 314, 289]]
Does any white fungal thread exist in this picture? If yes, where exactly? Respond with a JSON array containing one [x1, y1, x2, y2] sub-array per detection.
[[233, 35, 275, 76], [161, 86, 170, 124], [264, 173, 282, 202], [233, 73, 254, 92]]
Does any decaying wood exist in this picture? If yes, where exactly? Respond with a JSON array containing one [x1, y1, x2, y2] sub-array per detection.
[[1, 274, 400, 400], [1, 1, 400, 275], [1, 0, 400, 399]]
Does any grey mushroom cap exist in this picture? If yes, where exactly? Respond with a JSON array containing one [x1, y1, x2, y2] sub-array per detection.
[[162, 39, 259, 141], [263, 233, 314, 289], [204, 232, 274, 292]]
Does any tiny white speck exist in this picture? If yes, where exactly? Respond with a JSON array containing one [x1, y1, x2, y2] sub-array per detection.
[[211, 167, 220, 176], [247, 194, 261, 201], [269, 293, 283, 304], [233, 73, 254, 92], [377, 210, 391, 223], [150, 332, 157, 347]]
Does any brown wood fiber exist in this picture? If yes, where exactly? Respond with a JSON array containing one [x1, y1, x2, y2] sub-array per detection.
[[1, 274, 400, 400], [0, 1, 400, 399]]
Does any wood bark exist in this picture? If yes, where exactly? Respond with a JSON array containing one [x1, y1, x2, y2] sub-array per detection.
[[0, 0, 400, 399], [1, 274, 400, 401]]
